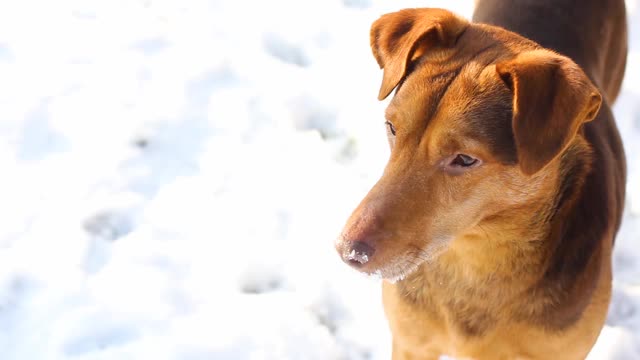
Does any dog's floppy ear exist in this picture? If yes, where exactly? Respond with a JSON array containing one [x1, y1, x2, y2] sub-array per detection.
[[495, 50, 602, 175], [370, 8, 468, 100]]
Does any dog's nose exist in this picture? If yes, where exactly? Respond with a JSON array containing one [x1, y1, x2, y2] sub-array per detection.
[[339, 240, 376, 268]]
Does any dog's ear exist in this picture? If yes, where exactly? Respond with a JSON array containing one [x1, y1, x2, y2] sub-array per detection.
[[370, 8, 468, 100], [495, 50, 602, 175]]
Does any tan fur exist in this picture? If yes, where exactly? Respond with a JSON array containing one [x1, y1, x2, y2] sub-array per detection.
[[336, 3, 626, 359]]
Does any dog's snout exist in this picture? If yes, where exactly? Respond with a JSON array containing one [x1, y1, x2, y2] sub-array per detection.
[[338, 240, 376, 268], [347, 240, 376, 266]]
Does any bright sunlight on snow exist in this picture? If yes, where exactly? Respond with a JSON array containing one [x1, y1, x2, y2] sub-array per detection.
[[0, 0, 638, 359]]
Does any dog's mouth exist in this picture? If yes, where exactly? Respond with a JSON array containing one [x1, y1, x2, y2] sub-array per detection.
[[366, 254, 423, 283], [338, 239, 450, 283], [376, 245, 448, 283]]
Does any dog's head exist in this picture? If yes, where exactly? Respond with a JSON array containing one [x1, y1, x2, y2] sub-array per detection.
[[336, 8, 602, 280]]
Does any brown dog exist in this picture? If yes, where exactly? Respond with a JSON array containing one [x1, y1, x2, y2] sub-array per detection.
[[336, 0, 627, 359]]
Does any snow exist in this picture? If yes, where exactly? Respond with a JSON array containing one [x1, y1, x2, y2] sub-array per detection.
[[0, 0, 637, 359], [347, 249, 369, 265]]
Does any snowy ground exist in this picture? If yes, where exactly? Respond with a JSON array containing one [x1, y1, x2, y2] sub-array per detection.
[[0, 0, 638, 359]]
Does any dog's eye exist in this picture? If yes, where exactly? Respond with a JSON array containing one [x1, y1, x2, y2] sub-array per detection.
[[385, 121, 396, 136], [450, 154, 478, 167]]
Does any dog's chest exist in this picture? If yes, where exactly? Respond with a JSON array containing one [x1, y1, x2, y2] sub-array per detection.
[[392, 269, 501, 338]]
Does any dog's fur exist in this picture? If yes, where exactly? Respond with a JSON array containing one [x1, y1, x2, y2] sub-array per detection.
[[336, 1, 627, 359]]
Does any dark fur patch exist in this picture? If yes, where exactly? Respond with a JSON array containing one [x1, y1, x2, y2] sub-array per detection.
[[464, 80, 518, 165], [446, 301, 494, 337], [519, 139, 606, 331], [548, 144, 590, 223], [387, 18, 414, 53]]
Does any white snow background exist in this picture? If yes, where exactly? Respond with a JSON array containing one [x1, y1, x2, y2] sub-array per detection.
[[0, 0, 638, 359]]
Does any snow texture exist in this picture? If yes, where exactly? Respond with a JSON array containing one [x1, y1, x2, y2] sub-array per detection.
[[0, 0, 638, 359], [348, 249, 369, 265]]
